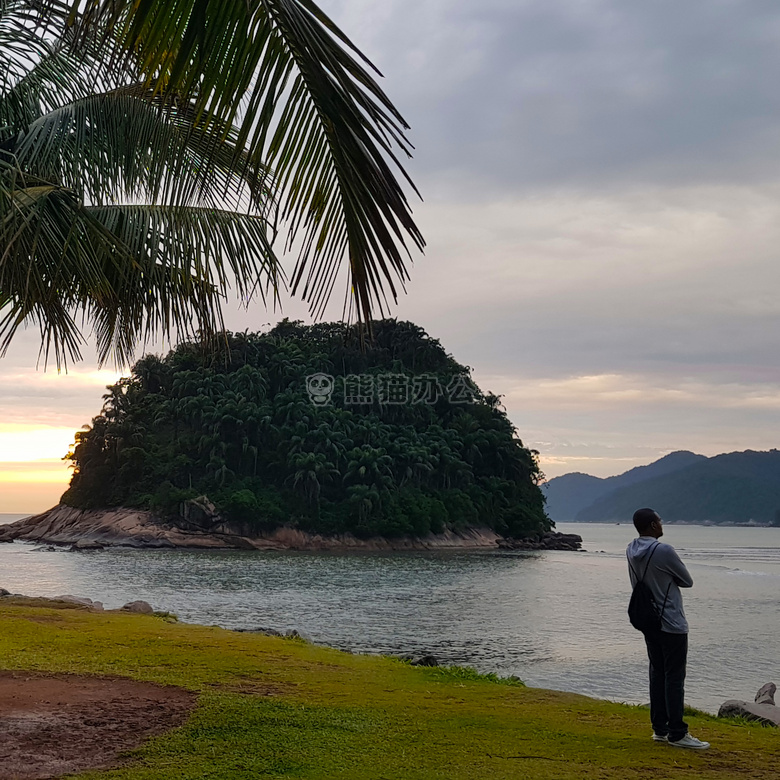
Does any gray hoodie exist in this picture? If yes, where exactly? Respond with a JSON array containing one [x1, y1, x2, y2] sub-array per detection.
[[626, 536, 693, 634]]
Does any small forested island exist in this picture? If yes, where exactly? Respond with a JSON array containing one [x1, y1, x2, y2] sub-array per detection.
[[6, 321, 576, 550]]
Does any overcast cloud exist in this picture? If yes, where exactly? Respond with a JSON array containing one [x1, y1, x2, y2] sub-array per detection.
[[339, 0, 780, 192], [2, 0, 780, 511]]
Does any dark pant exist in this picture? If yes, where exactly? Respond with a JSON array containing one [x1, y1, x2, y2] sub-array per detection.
[[643, 630, 688, 741]]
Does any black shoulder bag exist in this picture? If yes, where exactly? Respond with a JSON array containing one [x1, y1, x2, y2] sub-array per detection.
[[627, 543, 671, 633]]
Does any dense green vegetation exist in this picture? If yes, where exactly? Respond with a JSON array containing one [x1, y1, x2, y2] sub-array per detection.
[[0, 599, 773, 780], [63, 320, 550, 540]]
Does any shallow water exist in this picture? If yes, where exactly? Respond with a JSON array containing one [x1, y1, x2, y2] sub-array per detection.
[[0, 516, 777, 713]]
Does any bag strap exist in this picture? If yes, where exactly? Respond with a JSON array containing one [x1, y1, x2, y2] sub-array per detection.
[[658, 581, 672, 619], [627, 541, 660, 583], [641, 543, 660, 581]]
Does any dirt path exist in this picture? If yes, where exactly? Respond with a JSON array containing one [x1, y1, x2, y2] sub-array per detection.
[[0, 671, 196, 779]]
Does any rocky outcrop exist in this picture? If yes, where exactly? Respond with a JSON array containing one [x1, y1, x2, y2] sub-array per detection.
[[0, 592, 160, 615], [234, 627, 284, 637], [0, 505, 585, 552], [0, 593, 105, 611], [718, 683, 780, 727], [259, 524, 504, 551], [121, 600, 154, 614], [55, 595, 104, 610], [755, 682, 776, 705], [0, 506, 231, 549], [396, 654, 439, 667], [0, 505, 507, 551], [71, 539, 105, 551], [177, 496, 224, 532], [497, 531, 583, 551]]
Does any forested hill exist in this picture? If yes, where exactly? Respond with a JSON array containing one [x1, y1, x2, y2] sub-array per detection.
[[575, 449, 780, 525], [63, 320, 551, 540], [543, 451, 706, 521]]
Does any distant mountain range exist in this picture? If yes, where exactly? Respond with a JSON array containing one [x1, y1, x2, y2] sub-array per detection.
[[543, 449, 780, 525]]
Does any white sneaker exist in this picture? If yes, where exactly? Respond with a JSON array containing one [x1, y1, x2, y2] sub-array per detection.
[[652, 733, 668, 742], [669, 734, 710, 750]]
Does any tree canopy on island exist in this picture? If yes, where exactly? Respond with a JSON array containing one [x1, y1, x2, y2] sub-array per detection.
[[63, 321, 551, 540]]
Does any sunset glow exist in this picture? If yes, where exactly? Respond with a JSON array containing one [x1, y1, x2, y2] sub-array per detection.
[[0, 425, 77, 463], [0, 426, 74, 512]]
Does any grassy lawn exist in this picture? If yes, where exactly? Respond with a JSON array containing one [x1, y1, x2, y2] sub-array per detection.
[[0, 599, 777, 779]]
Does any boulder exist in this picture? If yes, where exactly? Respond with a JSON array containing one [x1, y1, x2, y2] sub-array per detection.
[[755, 682, 776, 705], [718, 682, 780, 726], [70, 539, 105, 551], [177, 496, 223, 531], [121, 600, 154, 614], [0, 588, 10, 596], [411, 655, 439, 667], [284, 629, 312, 642], [718, 700, 780, 727], [498, 532, 583, 551], [541, 532, 583, 550], [54, 595, 104, 611], [235, 627, 283, 637]]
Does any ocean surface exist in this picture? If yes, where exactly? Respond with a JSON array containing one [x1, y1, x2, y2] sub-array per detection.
[[0, 516, 777, 713]]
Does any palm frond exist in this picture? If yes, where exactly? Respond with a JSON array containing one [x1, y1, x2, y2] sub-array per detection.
[[15, 86, 276, 213], [0, 1, 76, 87], [84, 0, 425, 322], [1, 32, 86, 141], [87, 203, 283, 311], [1, 0, 108, 152], [0, 159, 128, 364], [0, 172, 283, 364]]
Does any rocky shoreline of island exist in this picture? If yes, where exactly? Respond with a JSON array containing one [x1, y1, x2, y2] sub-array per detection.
[[0, 503, 583, 552]]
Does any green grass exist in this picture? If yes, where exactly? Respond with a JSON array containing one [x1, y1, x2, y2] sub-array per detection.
[[0, 597, 777, 779]]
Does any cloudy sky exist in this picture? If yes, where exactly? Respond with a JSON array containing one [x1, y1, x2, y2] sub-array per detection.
[[2, 0, 780, 513]]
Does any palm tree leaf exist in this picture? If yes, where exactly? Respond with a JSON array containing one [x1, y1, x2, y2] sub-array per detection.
[[87, 202, 283, 310], [0, 17, 89, 139], [0, 176, 283, 364], [0, 164, 130, 364], [15, 85, 277, 214], [83, 0, 425, 322], [0, 1, 79, 91]]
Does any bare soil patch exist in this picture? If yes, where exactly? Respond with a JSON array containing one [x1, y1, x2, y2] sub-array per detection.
[[0, 671, 196, 779]]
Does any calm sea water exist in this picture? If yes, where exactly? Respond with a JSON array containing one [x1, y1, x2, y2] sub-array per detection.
[[0, 515, 777, 713]]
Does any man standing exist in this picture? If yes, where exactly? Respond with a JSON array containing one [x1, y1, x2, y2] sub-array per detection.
[[627, 508, 710, 750]]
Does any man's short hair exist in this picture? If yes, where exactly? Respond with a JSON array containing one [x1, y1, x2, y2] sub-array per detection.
[[633, 508, 659, 534]]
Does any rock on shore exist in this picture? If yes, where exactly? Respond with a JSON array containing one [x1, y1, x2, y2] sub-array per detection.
[[497, 531, 583, 551], [718, 682, 780, 727], [0, 505, 507, 551], [0, 504, 584, 552]]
